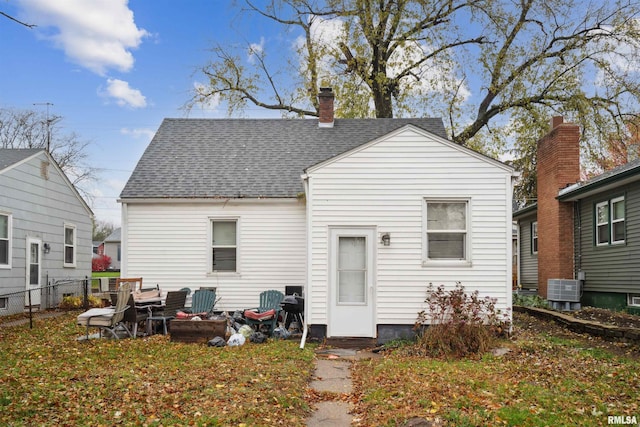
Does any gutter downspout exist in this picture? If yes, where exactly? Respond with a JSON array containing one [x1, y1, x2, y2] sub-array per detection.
[[300, 174, 311, 349]]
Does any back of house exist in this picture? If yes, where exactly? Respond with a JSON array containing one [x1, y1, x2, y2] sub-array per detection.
[[120, 89, 517, 342]]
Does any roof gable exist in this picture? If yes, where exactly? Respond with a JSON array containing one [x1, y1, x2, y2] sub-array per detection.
[[0, 148, 42, 173], [305, 124, 514, 175], [121, 118, 449, 199], [0, 148, 93, 217]]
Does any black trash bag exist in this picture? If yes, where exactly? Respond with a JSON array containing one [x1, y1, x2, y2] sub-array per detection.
[[249, 331, 267, 344], [208, 336, 227, 347]]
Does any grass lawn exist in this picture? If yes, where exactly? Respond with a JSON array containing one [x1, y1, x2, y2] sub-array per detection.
[[350, 312, 640, 426], [91, 271, 121, 278], [1, 311, 639, 426], [0, 312, 316, 426]]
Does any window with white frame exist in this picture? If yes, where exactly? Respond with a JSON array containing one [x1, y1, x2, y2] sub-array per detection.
[[425, 200, 468, 261], [0, 297, 7, 309], [211, 219, 237, 272], [596, 197, 625, 246], [629, 294, 640, 307], [531, 221, 538, 254], [611, 196, 625, 244], [64, 224, 76, 267], [0, 213, 10, 267]]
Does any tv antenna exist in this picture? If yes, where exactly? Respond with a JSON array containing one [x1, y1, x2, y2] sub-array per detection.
[[33, 102, 56, 152]]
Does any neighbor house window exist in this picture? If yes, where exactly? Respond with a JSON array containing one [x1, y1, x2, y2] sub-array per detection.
[[596, 197, 625, 246], [211, 219, 237, 272], [425, 200, 468, 261], [531, 221, 538, 254], [0, 213, 10, 268], [64, 224, 76, 267], [0, 297, 7, 310]]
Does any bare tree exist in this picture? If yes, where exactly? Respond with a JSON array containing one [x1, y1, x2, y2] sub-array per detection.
[[0, 108, 96, 197], [194, 0, 640, 203]]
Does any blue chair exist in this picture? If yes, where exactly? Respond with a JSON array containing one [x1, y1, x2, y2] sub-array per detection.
[[243, 290, 284, 336]]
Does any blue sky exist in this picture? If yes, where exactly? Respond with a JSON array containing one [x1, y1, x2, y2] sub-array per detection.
[[0, 0, 284, 226]]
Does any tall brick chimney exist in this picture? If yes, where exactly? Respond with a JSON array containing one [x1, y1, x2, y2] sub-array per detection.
[[536, 116, 580, 297], [318, 87, 334, 128]]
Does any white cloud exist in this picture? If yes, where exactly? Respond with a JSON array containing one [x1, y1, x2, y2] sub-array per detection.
[[17, 0, 148, 75], [248, 37, 265, 63], [120, 127, 155, 141], [120, 127, 154, 140], [101, 78, 147, 108], [192, 81, 222, 113]]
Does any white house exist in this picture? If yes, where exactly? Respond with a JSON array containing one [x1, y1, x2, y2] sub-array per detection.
[[0, 149, 93, 314], [119, 88, 516, 342]]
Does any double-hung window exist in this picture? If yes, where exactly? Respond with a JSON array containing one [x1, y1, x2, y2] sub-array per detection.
[[424, 200, 468, 262], [531, 221, 538, 254], [0, 213, 10, 268], [64, 224, 76, 267], [596, 196, 625, 246], [211, 219, 237, 272]]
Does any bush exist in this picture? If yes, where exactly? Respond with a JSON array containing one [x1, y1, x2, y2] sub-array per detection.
[[413, 283, 510, 359], [92, 254, 112, 272], [513, 293, 549, 308], [59, 295, 103, 309]]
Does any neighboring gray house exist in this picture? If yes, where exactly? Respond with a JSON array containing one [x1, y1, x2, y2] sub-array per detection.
[[120, 89, 517, 342], [103, 227, 121, 270], [513, 117, 640, 314], [0, 149, 93, 314]]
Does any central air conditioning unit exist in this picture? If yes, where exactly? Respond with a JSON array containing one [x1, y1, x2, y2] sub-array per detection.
[[547, 279, 581, 311]]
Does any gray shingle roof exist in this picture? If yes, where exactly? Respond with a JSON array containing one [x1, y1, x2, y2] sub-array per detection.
[[0, 149, 42, 172], [121, 118, 447, 199]]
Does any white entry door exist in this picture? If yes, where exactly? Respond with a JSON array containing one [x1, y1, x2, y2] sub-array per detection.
[[328, 228, 375, 337], [25, 237, 42, 306]]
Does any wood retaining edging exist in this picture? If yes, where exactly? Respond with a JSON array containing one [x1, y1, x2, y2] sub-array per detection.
[[513, 306, 640, 344]]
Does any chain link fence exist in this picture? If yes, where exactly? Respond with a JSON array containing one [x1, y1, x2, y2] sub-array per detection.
[[0, 276, 117, 326]]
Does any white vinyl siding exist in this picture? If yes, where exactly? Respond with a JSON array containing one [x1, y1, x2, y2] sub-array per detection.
[[122, 200, 305, 312], [306, 126, 513, 326]]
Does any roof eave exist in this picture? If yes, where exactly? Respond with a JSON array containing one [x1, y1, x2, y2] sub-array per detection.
[[558, 167, 640, 201]]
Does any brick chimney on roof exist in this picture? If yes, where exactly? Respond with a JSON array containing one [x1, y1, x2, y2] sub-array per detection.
[[536, 116, 580, 298], [318, 87, 334, 128]]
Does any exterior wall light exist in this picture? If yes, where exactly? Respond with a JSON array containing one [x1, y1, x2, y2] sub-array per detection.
[[381, 233, 391, 246], [43, 243, 51, 254]]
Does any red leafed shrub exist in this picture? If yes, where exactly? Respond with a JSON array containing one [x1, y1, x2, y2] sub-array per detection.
[[413, 282, 511, 358], [92, 254, 112, 272]]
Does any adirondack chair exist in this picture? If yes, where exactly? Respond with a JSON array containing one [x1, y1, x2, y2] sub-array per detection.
[[186, 289, 216, 317], [146, 290, 188, 335], [243, 290, 284, 336], [77, 283, 132, 339]]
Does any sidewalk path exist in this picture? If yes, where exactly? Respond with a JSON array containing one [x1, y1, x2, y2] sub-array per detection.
[[306, 348, 380, 426]]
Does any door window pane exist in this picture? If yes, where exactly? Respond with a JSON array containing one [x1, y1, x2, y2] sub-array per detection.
[[29, 243, 39, 285], [338, 237, 366, 304]]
